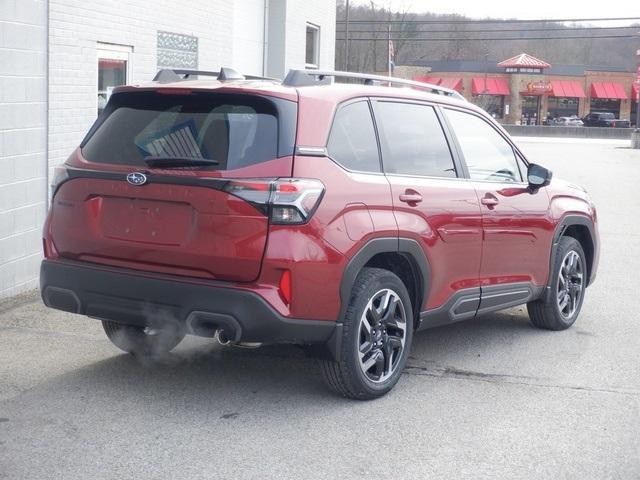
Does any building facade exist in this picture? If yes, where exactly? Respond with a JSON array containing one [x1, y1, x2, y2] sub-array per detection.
[[0, 0, 336, 299], [398, 53, 638, 125]]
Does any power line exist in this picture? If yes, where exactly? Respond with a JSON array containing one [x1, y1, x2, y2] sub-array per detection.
[[337, 25, 640, 34], [336, 17, 640, 24], [335, 34, 638, 42]]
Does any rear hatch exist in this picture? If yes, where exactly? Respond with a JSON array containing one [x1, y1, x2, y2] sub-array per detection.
[[48, 88, 297, 282]]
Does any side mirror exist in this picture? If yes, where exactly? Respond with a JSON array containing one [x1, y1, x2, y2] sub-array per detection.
[[527, 163, 552, 191]]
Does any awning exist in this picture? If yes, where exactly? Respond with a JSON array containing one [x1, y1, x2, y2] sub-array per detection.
[[550, 80, 586, 98], [438, 77, 463, 92], [413, 76, 440, 85], [591, 82, 627, 100], [472, 77, 510, 96], [413, 76, 463, 93]]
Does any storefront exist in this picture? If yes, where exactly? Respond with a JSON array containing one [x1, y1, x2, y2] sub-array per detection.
[[402, 52, 635, 125], [546, 80, 585, 120], [590, 82, 628, 117], [470, 77, 510, 118]]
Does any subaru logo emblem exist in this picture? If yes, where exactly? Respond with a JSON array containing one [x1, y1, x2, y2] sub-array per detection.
[[126, 172, 147, 186]]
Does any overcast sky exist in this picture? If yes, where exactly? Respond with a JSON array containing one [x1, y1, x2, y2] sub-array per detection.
[[347, 0, 640, 24]]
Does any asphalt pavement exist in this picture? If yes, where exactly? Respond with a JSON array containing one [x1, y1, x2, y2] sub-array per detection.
[[0, 138, 638, 479]]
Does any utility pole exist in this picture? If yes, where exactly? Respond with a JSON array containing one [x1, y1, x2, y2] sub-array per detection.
[[388, 24, 392, 78], [636, 48, 640, 130], [633, 46, 640, 148], [344, 0, 350, 71], [483, 52, 489, 94]]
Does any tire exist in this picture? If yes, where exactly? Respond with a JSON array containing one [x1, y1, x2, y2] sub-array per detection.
[[102, 320, 185, 357], [527, 236, 587, 331], [320, 267, 414, 400]]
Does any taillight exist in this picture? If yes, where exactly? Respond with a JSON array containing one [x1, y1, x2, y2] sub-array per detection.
[[50, 165, 69, 204], [223, 178, 325, 225]]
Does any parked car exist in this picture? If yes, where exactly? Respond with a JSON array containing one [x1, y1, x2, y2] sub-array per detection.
[[40, 68, 600, 399], [553, 116, 584, 127], [582, 112, 630, 128]]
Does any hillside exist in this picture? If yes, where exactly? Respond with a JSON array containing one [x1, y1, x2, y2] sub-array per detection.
[[336, 1, 639, 73]]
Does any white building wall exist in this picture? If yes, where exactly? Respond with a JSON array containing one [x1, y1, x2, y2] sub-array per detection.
[[283, 0, 336, 72], [232, 0, 267, 76], [0, 0, 48, 298], [266, 0, 336, 78], [47, 0, 236, 172], [0, 0, 336, 299]]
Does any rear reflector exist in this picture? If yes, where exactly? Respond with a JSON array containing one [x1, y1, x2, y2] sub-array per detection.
[[279, 270, 292, 306]]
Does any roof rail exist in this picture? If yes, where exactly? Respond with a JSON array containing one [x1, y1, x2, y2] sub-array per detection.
[[282, 69, 466, 100], [153, 67, 277, 83]]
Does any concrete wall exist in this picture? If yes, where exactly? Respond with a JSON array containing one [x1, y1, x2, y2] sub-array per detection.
[[0, 0, 48, 298], [504, 125, 633, 140]]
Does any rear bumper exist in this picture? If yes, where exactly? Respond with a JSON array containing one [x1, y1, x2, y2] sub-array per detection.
[[40, 260, 339, 348]]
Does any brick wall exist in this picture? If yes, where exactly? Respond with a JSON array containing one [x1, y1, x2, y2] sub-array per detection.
[[0, 0, 48, 298]]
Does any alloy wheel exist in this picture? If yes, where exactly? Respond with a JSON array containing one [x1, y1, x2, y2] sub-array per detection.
[[557, 250, 584, 319], [357, 289, 407, 383]]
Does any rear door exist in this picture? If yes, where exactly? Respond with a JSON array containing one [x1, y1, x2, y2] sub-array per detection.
[[442, 107, 555, 296], [372, 99, 483, 317], [49, 89, 297, 281]]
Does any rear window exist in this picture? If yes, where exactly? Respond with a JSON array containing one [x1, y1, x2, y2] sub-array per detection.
[[81, 91, 296, 169]]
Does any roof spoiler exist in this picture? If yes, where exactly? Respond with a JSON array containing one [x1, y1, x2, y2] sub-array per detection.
[[153, 67, 277, 83]]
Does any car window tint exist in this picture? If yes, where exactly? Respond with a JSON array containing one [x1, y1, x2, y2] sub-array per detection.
[[327, 101, 381, 173], [445, 109, 522, 183], [81, 91, 296, 170], [375, 102, 456, 178]]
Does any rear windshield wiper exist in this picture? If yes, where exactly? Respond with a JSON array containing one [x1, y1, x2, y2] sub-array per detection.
[[143, 156, 220, 168]]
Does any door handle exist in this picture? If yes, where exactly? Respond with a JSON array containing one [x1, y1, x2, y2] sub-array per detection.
[[399, 191, 423, 205], [481, 194, 499, 207]]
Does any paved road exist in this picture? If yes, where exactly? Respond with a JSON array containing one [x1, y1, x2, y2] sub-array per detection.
[[1, 138, 639, 479]]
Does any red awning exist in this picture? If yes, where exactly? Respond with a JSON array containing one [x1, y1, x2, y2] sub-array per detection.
[[591, 82, 627, 100], [413, 76, 440, 85], [413, 76, 463, 93], [550, 80, 586, 98], [438, 77, 463, 92], [472, 77, 510, 96]]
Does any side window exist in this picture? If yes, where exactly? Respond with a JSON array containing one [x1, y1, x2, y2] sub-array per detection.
[[327, 101, 381, 173], [374, 102, 457, 178], [445, 109, 522, 182]]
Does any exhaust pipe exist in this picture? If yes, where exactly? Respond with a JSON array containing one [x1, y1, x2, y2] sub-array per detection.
[[214, 329, 262, 349], [215, 329, 232, 346]]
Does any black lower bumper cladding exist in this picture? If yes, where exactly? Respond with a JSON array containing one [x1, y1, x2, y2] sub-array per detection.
[[40, 260, 338, 347]]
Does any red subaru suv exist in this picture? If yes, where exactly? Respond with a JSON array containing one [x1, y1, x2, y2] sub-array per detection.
[[41, 68, 599, 399]]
